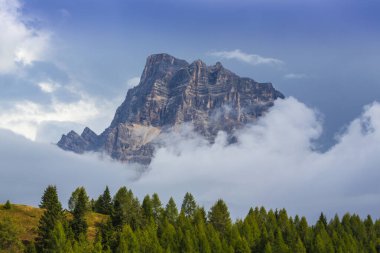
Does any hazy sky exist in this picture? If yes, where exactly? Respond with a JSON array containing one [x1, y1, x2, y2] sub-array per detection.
[[0, 0, 380, 221]]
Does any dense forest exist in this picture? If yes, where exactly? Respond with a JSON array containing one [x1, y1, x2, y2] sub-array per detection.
[[1, 185, 380, 253]]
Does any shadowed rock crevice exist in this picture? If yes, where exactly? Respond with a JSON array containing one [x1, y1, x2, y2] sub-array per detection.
[[58, 53, 284, 164]]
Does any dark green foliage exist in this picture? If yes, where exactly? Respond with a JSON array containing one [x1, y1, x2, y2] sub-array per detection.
[[36, 185, 64, 252], [111, 187, 142, 230], [95, 186, 113, 215], [142, 195, 153, 222], [164, 197, 178, 224], [4, 200, 11, 210], [151, 193, 163, 223], [3, 185, 380, 253], [70, 186, 89, 239], [208, 199, 232, 238], [180, 192, 196, 218], [68, 186, 91, 212], [48, 221, 73, 252]]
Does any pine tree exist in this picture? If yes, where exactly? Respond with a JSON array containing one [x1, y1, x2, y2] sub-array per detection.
[[70, 187, 89, 239], [160, 219, 178, 252], [196, 221, 211, 253], [48, 221, 74, 253], [208, 199, 232, 238], [97, 218, 116, 252], [3, 200, 11, 210], [36, 185, 64, 252], [181, 192, 197, 218], [142, 195, 154, 222], [264, 242, 273, 253], [137, 221, 162, 253], [117, 225, 139, 253], [165, 197, 178, 224], [95, 186, 113, 215], [293, 237, 306, 253], [207, 225, 223, 253], [68, 187, 91, 212], [112, 187, 142, 230], [152, 193, 163, 223], [273, 228, 289, 253], [92, 233, 103, 253]]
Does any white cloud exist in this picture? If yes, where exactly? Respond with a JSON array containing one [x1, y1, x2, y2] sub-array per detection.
[[209, 49, 283, 66], [127, 76, 140, 89], [0, 97, 99, 141], [0, 0, 50, 73], [284, 73, 308, 79], [133, 98, 380, 220], [37, 81, 60, 93], [1, 98, 380, 221]]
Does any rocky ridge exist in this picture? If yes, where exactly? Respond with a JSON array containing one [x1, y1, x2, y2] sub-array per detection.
[[58, 53, 284, 164]]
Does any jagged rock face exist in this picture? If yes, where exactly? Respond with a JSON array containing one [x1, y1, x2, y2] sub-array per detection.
[[58, 53, 284, 164]]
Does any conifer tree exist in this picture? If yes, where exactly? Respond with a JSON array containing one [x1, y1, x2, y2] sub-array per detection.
[[181, 192, 197, 218], [112, 187, 142, 230], [293, 237, 306, 253], [4, 200, 11, 210], [68, 187, 90, 212], [117, 225, 139, 253], [264, 242, 273, 253], [36, 185, 64, 252], [70, 187, 89, 239], [208, 199, 232, 238], [165, 197, 178, 224], [48, 221, 73, 253], [152, 193, 163, 223], [137, 221, 162, 253], [207, 224, 223, 253], [142, 195, 153, 221], [92, 233, 104, 253], [160, 219, 177, 252], [95, 186, 113, 215]]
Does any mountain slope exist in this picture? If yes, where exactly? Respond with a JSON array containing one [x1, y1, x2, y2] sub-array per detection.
[[58, 53, 284, 164]]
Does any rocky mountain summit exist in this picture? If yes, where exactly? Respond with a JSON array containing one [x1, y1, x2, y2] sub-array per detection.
[[58, 53, 284, 164]]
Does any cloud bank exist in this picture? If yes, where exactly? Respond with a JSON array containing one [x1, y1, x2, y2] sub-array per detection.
[[1, 98, 380, 221], [209, 49, 283, 66]]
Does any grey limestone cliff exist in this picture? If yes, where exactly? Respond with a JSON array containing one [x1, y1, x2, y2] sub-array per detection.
[[58, 53, 284, 164]]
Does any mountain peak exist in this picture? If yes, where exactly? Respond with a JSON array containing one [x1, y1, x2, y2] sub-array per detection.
[[58, 53, 284, 164]]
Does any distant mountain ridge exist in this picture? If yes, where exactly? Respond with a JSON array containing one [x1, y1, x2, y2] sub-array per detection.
[[58, 53, 284, 164]]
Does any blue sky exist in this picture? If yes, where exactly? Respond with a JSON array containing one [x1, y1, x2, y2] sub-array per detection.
[[1, 0, 380, 219], [1, 0, 378, 145]]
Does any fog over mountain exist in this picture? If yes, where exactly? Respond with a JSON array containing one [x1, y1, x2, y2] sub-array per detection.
[[1, 97, 380, 221]]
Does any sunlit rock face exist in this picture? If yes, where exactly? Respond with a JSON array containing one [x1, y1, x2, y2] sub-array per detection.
[[58, 53, 284, 164]]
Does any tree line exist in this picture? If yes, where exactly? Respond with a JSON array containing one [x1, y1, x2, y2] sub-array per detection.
[[1, 185, 380, 252]]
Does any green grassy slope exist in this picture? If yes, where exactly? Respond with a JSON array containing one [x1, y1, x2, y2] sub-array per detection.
[[0, 203, 107, 243]]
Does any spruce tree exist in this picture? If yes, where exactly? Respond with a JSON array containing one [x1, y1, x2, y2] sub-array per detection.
[[48, 221, 73, 253], [112, 187, 142, 230], [208, 199, 232, 238], [142, 195, 154, 222], [4, 200, 11, 210], [95, 186, 113, 215], [70, 186, 89, 239], [165, 197, 178, 224], [152, 193, 163, 223], [68, 187, 90, 212], [181, 192, 197, 218], [36, 185, 64, 252]]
